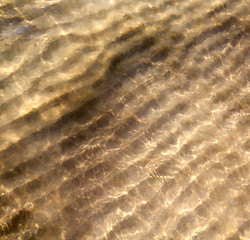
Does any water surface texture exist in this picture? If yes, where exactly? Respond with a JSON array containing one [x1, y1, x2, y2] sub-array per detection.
[[0, 0, 250, 239]]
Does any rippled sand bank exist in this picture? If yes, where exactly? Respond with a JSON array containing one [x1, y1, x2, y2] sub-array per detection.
[[0, 0, 249, 239]]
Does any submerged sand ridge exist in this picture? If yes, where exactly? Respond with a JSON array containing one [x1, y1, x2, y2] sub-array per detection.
[[0, 0, 249, 239]]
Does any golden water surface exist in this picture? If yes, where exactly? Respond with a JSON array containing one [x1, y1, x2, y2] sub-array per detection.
[[0, 0, 249, 239]]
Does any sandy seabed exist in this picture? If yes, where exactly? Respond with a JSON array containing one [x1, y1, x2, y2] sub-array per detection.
[[0, 0, 249, 239]]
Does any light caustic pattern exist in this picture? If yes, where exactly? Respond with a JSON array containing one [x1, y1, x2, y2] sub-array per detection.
[[0, 0, 249, 239]]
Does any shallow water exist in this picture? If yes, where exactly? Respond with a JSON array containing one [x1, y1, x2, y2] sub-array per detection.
[[0, 0, 249, 239]]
